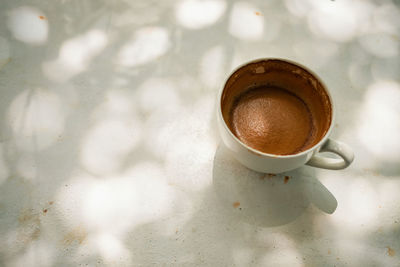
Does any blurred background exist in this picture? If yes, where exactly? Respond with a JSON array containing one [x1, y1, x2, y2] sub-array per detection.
[[0, 0, 399, 266]]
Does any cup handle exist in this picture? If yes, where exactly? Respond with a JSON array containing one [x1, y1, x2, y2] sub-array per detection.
[[306, 139, 354, 170]]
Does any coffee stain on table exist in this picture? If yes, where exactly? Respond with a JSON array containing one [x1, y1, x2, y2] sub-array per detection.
[[63, 226, 88, 246], [38, 15, 46, 20], [42, 201, 55, 215], [284, 176, 290, 184], [18, 210, 38, 224], [260, 173, 276, 180], [233, 202, 240, 208], [387, 247, 395, 257], [18, 209, 41, 244], [254, 11, 262, 16]]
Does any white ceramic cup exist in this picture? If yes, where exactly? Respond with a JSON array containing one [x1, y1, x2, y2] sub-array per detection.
[[217, 58, 354, 173]]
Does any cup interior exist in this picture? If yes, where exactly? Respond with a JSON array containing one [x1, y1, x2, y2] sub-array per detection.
[[221, 59, 332, 156]]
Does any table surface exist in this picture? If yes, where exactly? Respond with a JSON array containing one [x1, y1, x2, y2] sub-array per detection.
[[1, 0, 400, 266]]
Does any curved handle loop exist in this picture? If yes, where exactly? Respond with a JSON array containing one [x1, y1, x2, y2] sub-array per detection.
[[306, 139, 354, 170]]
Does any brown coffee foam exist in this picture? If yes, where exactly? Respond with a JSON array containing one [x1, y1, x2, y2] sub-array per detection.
[[221, 59, 332, 155]]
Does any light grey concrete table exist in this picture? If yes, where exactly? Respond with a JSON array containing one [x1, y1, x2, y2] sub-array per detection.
[[0, 0, 399, 266]]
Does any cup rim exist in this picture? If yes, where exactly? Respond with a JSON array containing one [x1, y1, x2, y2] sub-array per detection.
[[217, 57, 336, 158]]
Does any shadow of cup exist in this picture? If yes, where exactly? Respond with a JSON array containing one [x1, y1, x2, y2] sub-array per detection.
[[212, 145, 338, 227]]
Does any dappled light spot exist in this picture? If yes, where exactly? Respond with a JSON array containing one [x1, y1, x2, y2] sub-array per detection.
[[199, 45, 226, 89], [165, 131, 216, 189], [8, 88, 66, 151], [142, 76, 205, 160], [164, 94, 217, 190], [359, 33, 399, 58], [144, 105, 186, 160], [136, 78, 180, 114], [346, 179, 379, 224], [42, 29, 107, 82], [56, 162, 177, 236], [116, 27, 170, 67], [261, 15, 281, 43], [80, 118, 142, 175], [257, 233, 302, 265], [82, 178, 138, 232], [176, 0, 226, 29], [357, 81, 400, 162], [104, 89, 134, 115], [7, 6, 48, 45], [144, 92, 216, 189], [329, 176, 379, 231], [229, 2, 264, 41], [307, 1, 370, 42], [0, 36, 11, 70], [92, 233, 132, 264], [293, 39, 338, 69], [0, 145, 10, 186], [92, 89, 135, 119]]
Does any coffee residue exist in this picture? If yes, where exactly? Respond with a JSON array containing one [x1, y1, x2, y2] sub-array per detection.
[[221, 59, 332, 156], [387, 247, 395, 257], [230, 86, 314, 155], [63, 226, 87, 246], [18, 209, 41, 244], [233, 202, 240, 208], [284, 176, 290, 184]]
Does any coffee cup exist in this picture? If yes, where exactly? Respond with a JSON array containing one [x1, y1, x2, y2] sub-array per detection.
[[217, 58, 354, 173]]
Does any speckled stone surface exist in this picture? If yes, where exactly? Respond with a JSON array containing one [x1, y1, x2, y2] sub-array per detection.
[[0, 0, 399, 266]]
